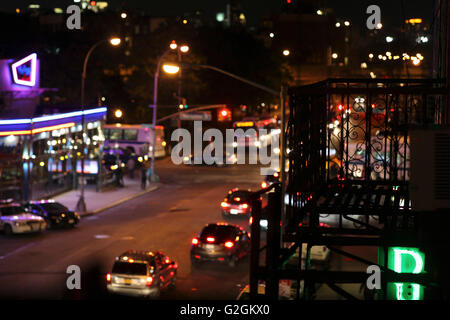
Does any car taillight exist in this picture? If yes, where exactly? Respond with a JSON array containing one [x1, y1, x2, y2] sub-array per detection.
[[206, 237, 215, 243], [221, 202, 230, 207], [146, 276, 153, 287], [192, 238, 199, 245], [106, 273, 111, 283], [224, 241, 234, 248], [249, 216, 253, 225], [242, 203, 248, 209]]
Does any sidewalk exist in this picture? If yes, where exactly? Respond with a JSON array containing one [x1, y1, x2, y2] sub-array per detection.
[[53, 176, 160, 217]]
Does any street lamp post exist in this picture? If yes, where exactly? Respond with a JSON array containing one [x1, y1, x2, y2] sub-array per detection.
[[149, 42, 188, 182], [76, 37, 121, 213]]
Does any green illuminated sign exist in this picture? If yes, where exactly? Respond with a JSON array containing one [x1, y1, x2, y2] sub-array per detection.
[[384, 247, 425, 300]]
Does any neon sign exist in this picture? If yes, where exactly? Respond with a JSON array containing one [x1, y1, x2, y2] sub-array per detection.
[[386, 247, 425, 300], [11, 53, 37, 87]]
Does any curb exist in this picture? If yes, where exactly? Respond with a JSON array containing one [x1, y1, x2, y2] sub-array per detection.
[[79, 185, 160, 217]]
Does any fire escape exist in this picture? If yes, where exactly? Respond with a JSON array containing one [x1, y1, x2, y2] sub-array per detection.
[[249, 78, 450, 300]]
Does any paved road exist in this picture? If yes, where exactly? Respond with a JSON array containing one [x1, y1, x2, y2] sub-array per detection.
[[0, 158, 377, 300], [0, 159, 263, 299]]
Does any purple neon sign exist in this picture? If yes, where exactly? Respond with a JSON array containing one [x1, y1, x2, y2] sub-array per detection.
[[11, 53, 37, 87]]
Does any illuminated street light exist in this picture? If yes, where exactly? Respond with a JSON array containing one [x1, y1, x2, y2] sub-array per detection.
[[344, 21, 350, 26], [182, 19, 188, 24], [162, 64, 180, 74], [169, 40, 178, 50], [269, 32, 274, 38], [376, 23, 383, 29], [114, 109, 123, 118], [369, 53, 374, 59], [110, 37, 121, 46], [120, 12, 127, 19], [335, 22, 341, 27], [386, 36, 394, 43], [317, 10, 323, 15], [180, 45, 190, 53], [332, 53, 338, 59], [282, 49, 290, 56]]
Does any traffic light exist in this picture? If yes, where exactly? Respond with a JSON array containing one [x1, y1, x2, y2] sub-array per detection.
[[218, 107, 232, 122]]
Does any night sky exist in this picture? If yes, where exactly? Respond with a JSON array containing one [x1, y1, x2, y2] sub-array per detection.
[[0, 0, 434, 28]]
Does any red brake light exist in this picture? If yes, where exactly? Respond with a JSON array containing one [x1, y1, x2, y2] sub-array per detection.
[[146, 276, 153, 287], [206, 237, 215, 243], [242, 203, 248, 209], [221, 202, 230, 207], [224, 241, 234, 248], [192, 238, 199, 245], [106, 273, 111, 283]]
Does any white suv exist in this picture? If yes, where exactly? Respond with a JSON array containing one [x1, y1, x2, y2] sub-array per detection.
[[0, 203, 46, 235]]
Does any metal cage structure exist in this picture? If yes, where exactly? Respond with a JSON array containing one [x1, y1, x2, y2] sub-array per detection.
[[249, 78, 450, 300]]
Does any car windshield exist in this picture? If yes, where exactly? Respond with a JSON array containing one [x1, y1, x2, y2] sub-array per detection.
[[200, 225, 236, 243], [40, 202, 68, 212], [228, 191, 251, 203], [0, 206, 25, 216], [112, 261, 148, 275]]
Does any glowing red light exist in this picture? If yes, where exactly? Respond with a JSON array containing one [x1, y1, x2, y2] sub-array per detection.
[[221, 110, 228, 116], [206, 237, 215, 243], [192, 238, 199, 245], [90, 1, 96, 6], [338, 104, 344, 111], [242, 203, 249, 209]]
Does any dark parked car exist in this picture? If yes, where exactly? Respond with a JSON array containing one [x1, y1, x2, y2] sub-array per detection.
[[24, 200, 80, 229], [191, 223, 250, 267], [107, 250, 178, 299]]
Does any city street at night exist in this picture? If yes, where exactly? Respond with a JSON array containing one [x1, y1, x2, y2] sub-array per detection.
[[1, 0, 450, 316]]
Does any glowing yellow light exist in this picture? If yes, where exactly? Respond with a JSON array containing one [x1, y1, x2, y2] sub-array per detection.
[[282, 49, 290, 56], [332, 53, 338, 59], [182, 19, 188, 24], [110, 38, 121, 46], [39, 161, 45, 167], [169, 40, 177, 50], [180, 45, 189, 53], [162, 64, 180, 74], [120, 12, 127, 19], [161, 141, 167, 147], [114, 109, 123, 118]]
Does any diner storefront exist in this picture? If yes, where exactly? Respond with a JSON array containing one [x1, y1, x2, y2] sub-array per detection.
[[0, 108, 107, 201], [0, 53, 108, 201]]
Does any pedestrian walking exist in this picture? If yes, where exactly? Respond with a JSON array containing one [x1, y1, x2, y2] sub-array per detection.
[[141, 166, 147, 190], [127, 157, 136, 179]]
